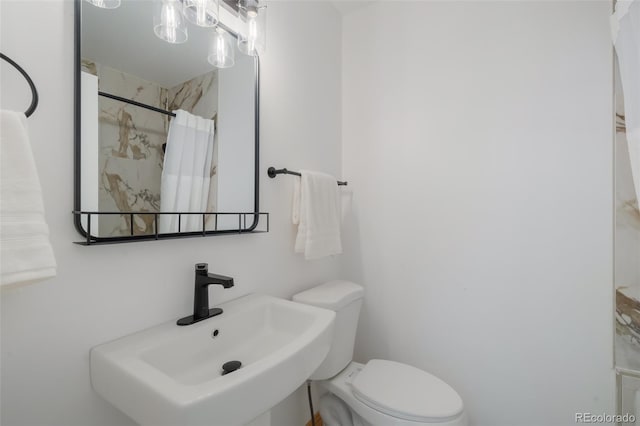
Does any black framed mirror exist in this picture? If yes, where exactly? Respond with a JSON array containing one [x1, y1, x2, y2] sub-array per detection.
[[73, 0, 262, 245]]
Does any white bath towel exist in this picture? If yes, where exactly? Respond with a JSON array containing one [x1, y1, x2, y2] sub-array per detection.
[[1, 110, 56, 287], [293, 170, 342, 260]]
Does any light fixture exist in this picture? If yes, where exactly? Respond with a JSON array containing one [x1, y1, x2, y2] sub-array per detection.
[[84, 0, 121, 9], [149, 0, 269, 67], [208, 28, 235, 68], [154, 0, 188, 44], [182, 0, 219, 28], [237, 0, 266, 56]]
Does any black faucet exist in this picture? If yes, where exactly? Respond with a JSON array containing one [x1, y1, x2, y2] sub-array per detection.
[[177, 263, 234, 326]]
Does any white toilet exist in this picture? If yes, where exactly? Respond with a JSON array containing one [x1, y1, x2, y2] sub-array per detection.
[[293, 280, 468, 426]]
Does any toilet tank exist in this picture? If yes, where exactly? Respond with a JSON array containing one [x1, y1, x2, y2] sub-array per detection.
[[293, 280, 364, 380]]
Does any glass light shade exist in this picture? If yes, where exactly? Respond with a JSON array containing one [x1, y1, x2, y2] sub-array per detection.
[[154, 0, 188, 44], [237, 0, 266, 56], [85, 0, 121, 9], [208, 28, 235, 68], [182, 0, 219, 27]]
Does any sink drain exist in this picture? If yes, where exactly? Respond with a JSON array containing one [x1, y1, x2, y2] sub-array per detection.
[[222, 360, 242, 375]]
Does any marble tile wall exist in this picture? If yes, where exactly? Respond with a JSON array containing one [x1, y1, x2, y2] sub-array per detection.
[[614, 65, 640, 372], [82, 59, 218, 236]]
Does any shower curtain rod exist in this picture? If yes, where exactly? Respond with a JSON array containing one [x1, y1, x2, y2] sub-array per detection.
[[98, 91, 217, 154], [98, 91, 176, 117], [267, 167, 348, 186]]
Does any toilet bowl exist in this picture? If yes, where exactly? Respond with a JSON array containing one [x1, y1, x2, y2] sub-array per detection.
[[293, 281, 467, 426], [319, 361, 467, 426]]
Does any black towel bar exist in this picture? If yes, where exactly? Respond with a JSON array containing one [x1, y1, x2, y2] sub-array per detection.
[[267, 167, 347, 186], [0, 53, 39, 117]]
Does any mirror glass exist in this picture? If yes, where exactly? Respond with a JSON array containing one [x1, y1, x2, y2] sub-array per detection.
[[75, 0, 258, 241]]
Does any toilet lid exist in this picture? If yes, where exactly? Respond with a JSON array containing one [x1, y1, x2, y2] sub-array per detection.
[[351, 359, 464, 422]]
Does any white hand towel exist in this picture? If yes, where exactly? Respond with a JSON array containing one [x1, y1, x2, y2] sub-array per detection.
[[1, 110, 56, 287], [293, 170, 342, 260]]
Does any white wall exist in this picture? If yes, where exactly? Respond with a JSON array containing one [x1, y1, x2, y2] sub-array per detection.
[[0, 1, 342, 425], [217, 53, 256, 229], [341, 2, 615, 425], [80, 71, 99, 231]]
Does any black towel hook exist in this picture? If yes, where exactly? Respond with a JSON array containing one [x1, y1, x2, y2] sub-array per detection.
[[1, 53, 39, 118]]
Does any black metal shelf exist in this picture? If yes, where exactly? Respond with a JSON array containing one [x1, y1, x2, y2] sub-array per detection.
[[73, 211, 269, 245]]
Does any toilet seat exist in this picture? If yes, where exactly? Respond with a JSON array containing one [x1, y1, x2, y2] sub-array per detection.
[[351, 360, 464, 423]]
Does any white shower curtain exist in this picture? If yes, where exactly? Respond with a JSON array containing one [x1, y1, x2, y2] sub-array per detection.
[[160, 110, 215, 233], [613, 0, 640, 204]]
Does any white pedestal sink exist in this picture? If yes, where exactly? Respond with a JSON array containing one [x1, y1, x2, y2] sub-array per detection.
[[90, 294, 335, 426]]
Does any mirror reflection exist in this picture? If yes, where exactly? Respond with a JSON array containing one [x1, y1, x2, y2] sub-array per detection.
[[77, 0, 257, 239]]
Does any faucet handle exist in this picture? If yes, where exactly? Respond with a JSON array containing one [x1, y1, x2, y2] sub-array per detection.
[[195, 263, 208, 272]]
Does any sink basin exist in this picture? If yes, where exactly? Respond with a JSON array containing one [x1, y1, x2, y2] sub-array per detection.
[[90, 294, 335, 426]]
